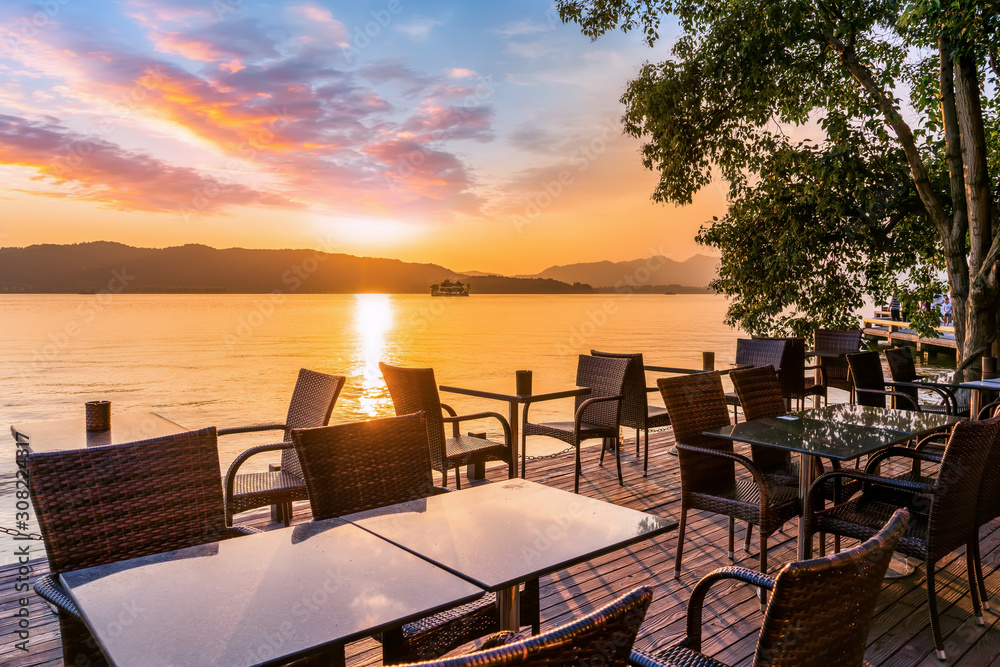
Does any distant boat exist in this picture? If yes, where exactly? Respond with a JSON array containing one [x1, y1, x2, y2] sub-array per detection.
[[431, 279, 470, 297], [664, 291, 675, 295]]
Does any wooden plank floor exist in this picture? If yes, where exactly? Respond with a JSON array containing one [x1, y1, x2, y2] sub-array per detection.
[[4, 428, 1000, 666]]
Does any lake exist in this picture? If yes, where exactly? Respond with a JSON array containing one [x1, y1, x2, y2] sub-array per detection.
[[0, 293, 953, 531]]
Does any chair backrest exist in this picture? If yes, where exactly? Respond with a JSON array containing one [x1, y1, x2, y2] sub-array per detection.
[[291, 413, 435, 521], [814, 329, 862, 386], [884, 347, 920, 408], [730, 365, 790, 474], [591, 350, 648, 430], [379, 362, 447, 472], [280, 369, 346, 478], [846, 351, 887, 408], [752, 336, 807, 398], [927, 418, 1000, 559], [27, 428, 229, 574], [575, 355, 630, 429], [975, 413, 1000, 526], [405, 586, 653, 667], [735, 338, 787, 371], [657, 373, 735, 495], [754, 508, 909, 666]]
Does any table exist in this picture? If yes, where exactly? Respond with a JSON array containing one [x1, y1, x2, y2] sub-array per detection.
[[344, 478, 676, 631], [439, 381, 591, 478], [10, 412, 187, 453], [60, 518, 485, 667], [797, 404, 962, 435], [703, 416, 914, 559], [958, 379, 1000, 417]]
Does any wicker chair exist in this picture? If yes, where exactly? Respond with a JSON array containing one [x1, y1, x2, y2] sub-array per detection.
[[591, 350, 671, 476], [630, 509, 908, 667], [752, 336, 827, 408], [396, 586, 653, 667], [522, 354, 629, 493], [27, 428, 257, 667], [379, 363, 513, 489], [884, 346, 957, 414], [657, 373, 799, 609], [724, 339, 787, 421], [222, 368, 345, 526], [813, 328, 862, 394], [804, 418, 1000, 659], [845, 351, 920, 410], [290, 413, 539, 664]]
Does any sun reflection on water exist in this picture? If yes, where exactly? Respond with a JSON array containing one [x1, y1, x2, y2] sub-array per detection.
[[353, 294, 395, 417]]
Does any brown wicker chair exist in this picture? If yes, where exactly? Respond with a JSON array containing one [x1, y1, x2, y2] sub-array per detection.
[[222, 368, 345, 526], [884, 346, 958, 414], [379, 363, 513, 489], [752, 336, 827, 408], [27, 428, 257, 667], [591, 350, 671, 476], [724, 339, 787, 421], [522, 354, 629, 493], [630, 509, 908, 667], [657, 373, 799, 609], [396, 586, 653, 667], [804, 418, 1000, 659], [813, 328, 862, 394], [290, 413, 539, 664]]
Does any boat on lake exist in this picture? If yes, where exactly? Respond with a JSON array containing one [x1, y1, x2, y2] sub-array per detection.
[[430, 279, 470, 296]]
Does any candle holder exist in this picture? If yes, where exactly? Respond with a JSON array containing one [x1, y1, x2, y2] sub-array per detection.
[[85, 400, 111, 431], [515, 370, 533, 395]]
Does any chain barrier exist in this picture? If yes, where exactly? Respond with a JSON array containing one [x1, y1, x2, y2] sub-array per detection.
[[0, 526, 43, 540], [521, 426, 673, 462]]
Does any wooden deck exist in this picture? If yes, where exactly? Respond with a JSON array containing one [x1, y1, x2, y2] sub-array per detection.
[[863, 317, 958, 352], [4, 429, 1000, 666]]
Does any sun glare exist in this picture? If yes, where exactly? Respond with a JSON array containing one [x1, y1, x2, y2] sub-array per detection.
[[321, 218, 425, 246], [353, 293, 395, 417]]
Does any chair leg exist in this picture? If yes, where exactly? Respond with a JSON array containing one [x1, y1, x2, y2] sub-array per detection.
[[834, 534, 841, 554], [455, 465, 462, 490], [574, 445, 582, 494], [744, 523, 753, 554], [614, 434, 624, 486], [599, 438, 606, 467], [759, 532, 769, 611], [441, 464, 448, 488], [635, 428, 641, 457], [521, 429, 528, 480], [967, 542, 985, 624], [974, 534, 990, 610], [281, 501, 292, 528], [818, 531, 826, 557], [674, 506, 688, 578], [927, 560, 947, 660], [643, 429, 650, 477], [727, 517, 735, 560]]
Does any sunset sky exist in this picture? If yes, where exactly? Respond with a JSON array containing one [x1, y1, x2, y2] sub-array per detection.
[[0, 0, 727, 274]]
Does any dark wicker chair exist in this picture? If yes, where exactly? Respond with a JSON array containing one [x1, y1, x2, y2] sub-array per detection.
[[522, 354, 629, 493], [724, 339, 787, 421], [27, 428, 257, 667], [845, 351, 920, 410], [291, 413, 539, 664], [591, 350, 671, 476], [657, 373, 799, 609], [884, 346, 957, 414], [752, 336, 827, 408], [804, 418, 1000, 659], [630, 509, 908, 667], [222, 368, 345, 526], [397, 586, 653, 667], [813, 328, 862, 394], [379, 362, 513, 489]]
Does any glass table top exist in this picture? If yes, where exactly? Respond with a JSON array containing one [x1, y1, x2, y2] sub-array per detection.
[[10, 412, 186, 453], [344, 479, 676, 591], [60, 519, 485, 667], [796, 404, 961, 436], [704, 416, 914, 461]]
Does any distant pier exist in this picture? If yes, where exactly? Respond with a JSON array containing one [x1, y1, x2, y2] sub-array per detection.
[[862, 316, 957, 352]]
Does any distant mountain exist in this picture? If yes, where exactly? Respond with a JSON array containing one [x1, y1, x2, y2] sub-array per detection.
[[528, 255, 719, 289], [0, 242, 593, 294]]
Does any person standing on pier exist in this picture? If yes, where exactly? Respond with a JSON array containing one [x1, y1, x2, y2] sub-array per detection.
[[890, 296, 901, 321]]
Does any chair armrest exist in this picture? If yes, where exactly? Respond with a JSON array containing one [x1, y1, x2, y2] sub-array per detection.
[[854, 388, 921, 411], [431, 486, 455, 495], [679, 566, 776, 652], [223, 442, 294, 524], [804, 364, 827, 385], [885, 381, 956, 413], [443, 411, 512, 445], [978, 399, 1000, 420], [865, 446, 944, 472], [913, 433, 948, 454], [573, 394, 622, 426], [34, 574, 81, 619], [440, 403, 459, 418], [217, 423, 286, 436], [677, 443, 773, 505], [806, 470, 937, 521]]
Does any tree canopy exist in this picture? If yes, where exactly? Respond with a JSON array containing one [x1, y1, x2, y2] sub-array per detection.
[[558, 0, 1000, 365]]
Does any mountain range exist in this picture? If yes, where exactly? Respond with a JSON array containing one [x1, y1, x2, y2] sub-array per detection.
[[0, 242, 717, 293]]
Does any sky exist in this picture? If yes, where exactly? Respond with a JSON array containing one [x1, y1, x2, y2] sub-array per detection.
[[0, 0, 728, 274]]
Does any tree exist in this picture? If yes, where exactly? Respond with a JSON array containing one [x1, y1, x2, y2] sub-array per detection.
[[557, 0, 1000, 369]]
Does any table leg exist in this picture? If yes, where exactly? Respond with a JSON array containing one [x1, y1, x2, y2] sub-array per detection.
[[798, 453, 819, 560], [497, 585, 521, 631], [509, 401, 520, 479]]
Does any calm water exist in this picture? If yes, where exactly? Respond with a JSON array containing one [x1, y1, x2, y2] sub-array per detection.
[[0, 293, 954, 532]]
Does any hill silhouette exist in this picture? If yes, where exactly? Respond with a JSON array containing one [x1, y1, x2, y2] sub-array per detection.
[[528, 255, 718, 288]]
